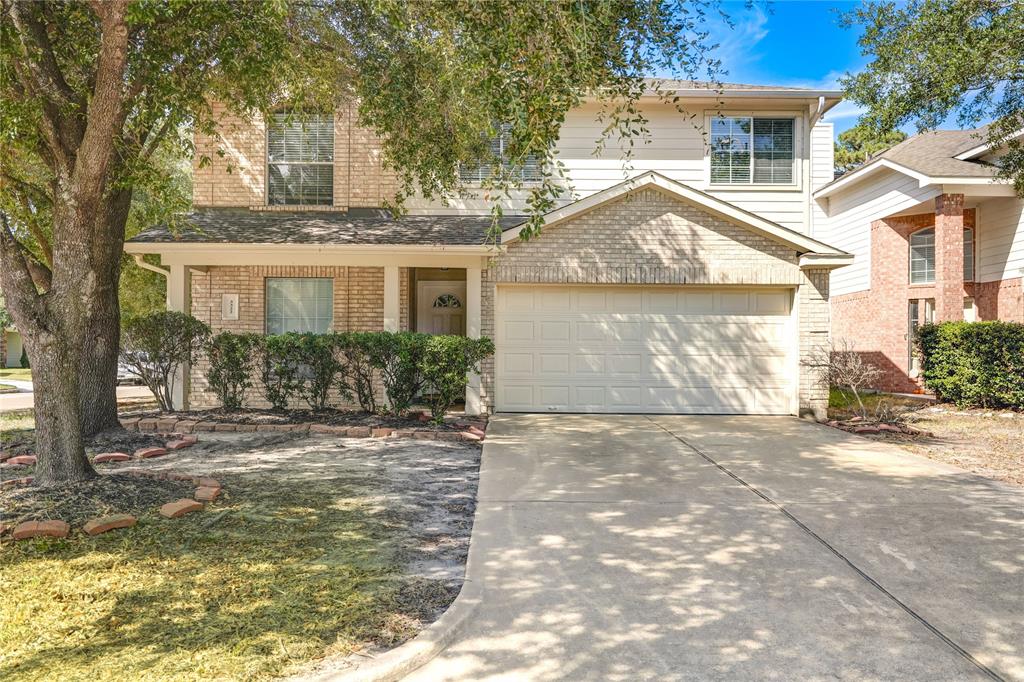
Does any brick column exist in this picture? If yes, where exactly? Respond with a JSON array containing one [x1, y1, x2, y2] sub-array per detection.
[[934, 193, 965, 321]]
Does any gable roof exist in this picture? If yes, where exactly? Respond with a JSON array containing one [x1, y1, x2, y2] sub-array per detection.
[[815, 127, 1004, 199], [501, 171, 851, 263]]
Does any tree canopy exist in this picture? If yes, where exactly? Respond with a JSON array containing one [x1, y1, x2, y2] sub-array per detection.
[[840, 0, 1024, 194], [834, 124, 908, 175]]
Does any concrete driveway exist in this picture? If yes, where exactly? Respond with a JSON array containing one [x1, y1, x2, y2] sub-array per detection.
[[407, 414, 1023, 681]]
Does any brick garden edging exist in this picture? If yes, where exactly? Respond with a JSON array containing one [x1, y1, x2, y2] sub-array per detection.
[[120, 414, 488, 443]]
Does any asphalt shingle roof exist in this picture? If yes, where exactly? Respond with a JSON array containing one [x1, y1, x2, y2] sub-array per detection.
[[874, 128, 997, 178], [128, 210, 526, 246]]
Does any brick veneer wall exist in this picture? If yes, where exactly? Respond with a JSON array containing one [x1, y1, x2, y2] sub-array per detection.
[[975, 277, 1024, 322], [830, 201, 978, 393], [192, 101, 400, 210], [187, 265, 409, 408], [478, 187, 830, 416]]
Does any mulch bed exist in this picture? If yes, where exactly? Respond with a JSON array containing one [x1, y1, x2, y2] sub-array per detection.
[[1, 427, 167, 461], [0, 473, 193, 527], [121, 407, 475, 431]]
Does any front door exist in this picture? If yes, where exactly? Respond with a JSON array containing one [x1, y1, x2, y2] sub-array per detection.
[[417, 281, 467, 335]]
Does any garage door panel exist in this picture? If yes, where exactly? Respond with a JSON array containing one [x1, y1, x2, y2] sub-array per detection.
[[496, 285, 794, 414]]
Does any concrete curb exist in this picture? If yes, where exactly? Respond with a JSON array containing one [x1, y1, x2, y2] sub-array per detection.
[[307, 579, 482, 682]]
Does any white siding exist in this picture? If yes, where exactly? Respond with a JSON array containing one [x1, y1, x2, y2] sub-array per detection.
[[405, 100, 814, 233], [816, 168, 940, 296], [976, 197, 1024, 282], [809, 122, 834, 238]]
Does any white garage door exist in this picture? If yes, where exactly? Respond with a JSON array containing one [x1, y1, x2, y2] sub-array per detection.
[[495, 285, 795, 414]]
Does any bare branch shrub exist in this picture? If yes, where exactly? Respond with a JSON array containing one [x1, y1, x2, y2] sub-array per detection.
[[804, 339, 883, 419]]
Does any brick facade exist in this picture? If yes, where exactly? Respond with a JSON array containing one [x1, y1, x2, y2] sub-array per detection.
[[192, 101, 399, 211], [829, 195, 1004, 393], [187, 265, 409, 408]]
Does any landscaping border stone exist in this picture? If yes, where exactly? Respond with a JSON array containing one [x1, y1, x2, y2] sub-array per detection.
[[122, 415, 489, 443]]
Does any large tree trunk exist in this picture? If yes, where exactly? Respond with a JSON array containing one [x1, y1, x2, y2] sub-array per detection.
[[23, 306, 97, 485], [79, 189, 131, 437]]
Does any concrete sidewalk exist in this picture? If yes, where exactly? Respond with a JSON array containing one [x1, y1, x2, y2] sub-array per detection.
[[405, 414, 1023, 681], [0, 384, 152, 413]]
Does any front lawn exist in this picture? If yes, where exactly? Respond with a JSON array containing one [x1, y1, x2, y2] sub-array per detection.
[[828, 389, 1023, 487], [1, 432, 479, 681], [0, 368, 32, 381]]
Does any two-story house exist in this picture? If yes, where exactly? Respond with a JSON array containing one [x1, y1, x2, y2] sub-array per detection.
[[125, 80, 853, 418], [813, 127, 1024, 392]]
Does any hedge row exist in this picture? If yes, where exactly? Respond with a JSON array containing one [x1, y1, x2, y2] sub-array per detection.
[[206, 330, 495, 420], [121, 312, 495, 419], [916, 321, 1024, 409]]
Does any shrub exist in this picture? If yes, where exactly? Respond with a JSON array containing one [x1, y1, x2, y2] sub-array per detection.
[[293, 332, 343, 411], [206, 332, 260, 410], [421, 336, 495, 421], [917, 321, 1024, 409], [337, 332, 380, 413], [372, 331, 428, 415], [121, 311, 210, 412], [804, 339, 882, 419], [256, 333, 303, 410], [19, 345, 29, 369]]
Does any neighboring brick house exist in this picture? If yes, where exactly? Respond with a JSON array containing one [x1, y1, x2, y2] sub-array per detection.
[[125, 81, 854, 418], [814, 127, 1023, 392]]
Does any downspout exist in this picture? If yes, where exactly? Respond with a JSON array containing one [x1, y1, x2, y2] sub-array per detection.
[[132, 254, 171, 306]]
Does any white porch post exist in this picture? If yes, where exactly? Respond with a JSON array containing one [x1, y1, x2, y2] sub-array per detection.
[[465, 266, 482, 415], [167, 264, 192, 411], [383, 265, 400, 332]]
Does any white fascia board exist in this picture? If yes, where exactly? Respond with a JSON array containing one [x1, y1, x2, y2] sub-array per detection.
[[814, 159, 932, 199], [502, 171, 850, 256], [953, 128, 1024, 160], [799, 253, 855, 270]]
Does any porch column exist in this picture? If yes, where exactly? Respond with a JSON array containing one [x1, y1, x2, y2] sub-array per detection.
[[383, 265, 400, 332], [167, 264, 191, 411], [934, 193, 966, 322], [465, 266, 482, 415]]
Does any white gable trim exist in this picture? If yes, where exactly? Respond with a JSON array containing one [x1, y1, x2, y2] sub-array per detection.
[[814, 157, 1009, 200], [501, 171, 851, 260]]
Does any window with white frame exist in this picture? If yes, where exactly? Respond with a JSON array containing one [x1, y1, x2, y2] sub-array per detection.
[[459, 123, 542, 184], [267, 112, 334, 205], [710, 116, 794, 184], [963, 228, 974, 281], [909, 227, 975, 284], [265, 278, 333, 334], [909, 228, 936, 284]]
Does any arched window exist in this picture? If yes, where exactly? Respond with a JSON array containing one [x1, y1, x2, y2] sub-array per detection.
[[433, 293, 462, 309], [909, 228, 935, 284]]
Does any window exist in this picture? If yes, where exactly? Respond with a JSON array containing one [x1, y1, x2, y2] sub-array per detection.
[[432, 293, 462, 308], [267, 112, 334, 205], [265, 278, 333, 334], [908, 298, 935, 375], [710, 116, 794, 184], [459, 123, 542, 184], [909, 228, 936, 284], [963, 228, 974, 281]]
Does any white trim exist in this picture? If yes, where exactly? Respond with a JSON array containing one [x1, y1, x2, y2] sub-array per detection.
[[500, 171, 850, 257], [167, 265, 191, 411], [383, 265, 400, 332], [703, 111, 803, 191], [799, 253, 855, 270], [953, 128, 1023, 160], [465, 267, 482, 416], [814, 158, 1009, 200]]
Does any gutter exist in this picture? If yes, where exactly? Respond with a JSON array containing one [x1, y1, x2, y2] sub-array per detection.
[[132, 253, 169, 279]]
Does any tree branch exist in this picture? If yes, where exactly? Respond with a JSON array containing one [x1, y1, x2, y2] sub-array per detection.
[[0, 212, 48, 322]]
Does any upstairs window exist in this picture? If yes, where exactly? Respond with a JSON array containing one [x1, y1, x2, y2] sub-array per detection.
[[267, 112, 334, 205], [909, 228, 936, 284], [710, 116, 794, 184], [909, 227, 975, 284], [459, 123, 542, 184]]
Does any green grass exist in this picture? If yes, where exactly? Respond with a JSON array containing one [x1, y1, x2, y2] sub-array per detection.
[[0, 368, 32, 381], [0, 383, 17, 393], [0, 473, 447, 682]]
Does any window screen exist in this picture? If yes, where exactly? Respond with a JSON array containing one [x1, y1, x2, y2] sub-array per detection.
[[267, 113, 334, 205], [459, 123, 542, 184], [963, 228, 974, 281], [909, 228, 936, 284], [711, 116, 794, 184], [265, 278, 333, 334]]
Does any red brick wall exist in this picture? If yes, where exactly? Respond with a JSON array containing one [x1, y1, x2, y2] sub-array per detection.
[[975, 277, 1024, 322], [830, 199, 980, 393]]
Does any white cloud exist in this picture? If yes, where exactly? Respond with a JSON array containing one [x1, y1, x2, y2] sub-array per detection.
[[707, 6, 771, 77]]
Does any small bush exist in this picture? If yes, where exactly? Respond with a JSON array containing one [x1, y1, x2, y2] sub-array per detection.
[[293, 333, 343, 411], [337, 332, 380, 413], [256, 333, 303, 410], [421, 336, 495, 421], [917, 321, 1024, 409], [121, 311, 210, 412], [372, 332, 428, 415], [206, 332, 260, 409], [19, 345, 29, 369]]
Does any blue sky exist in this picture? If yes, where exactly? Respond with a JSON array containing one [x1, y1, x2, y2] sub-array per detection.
[[707, 1, 869, 139]]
